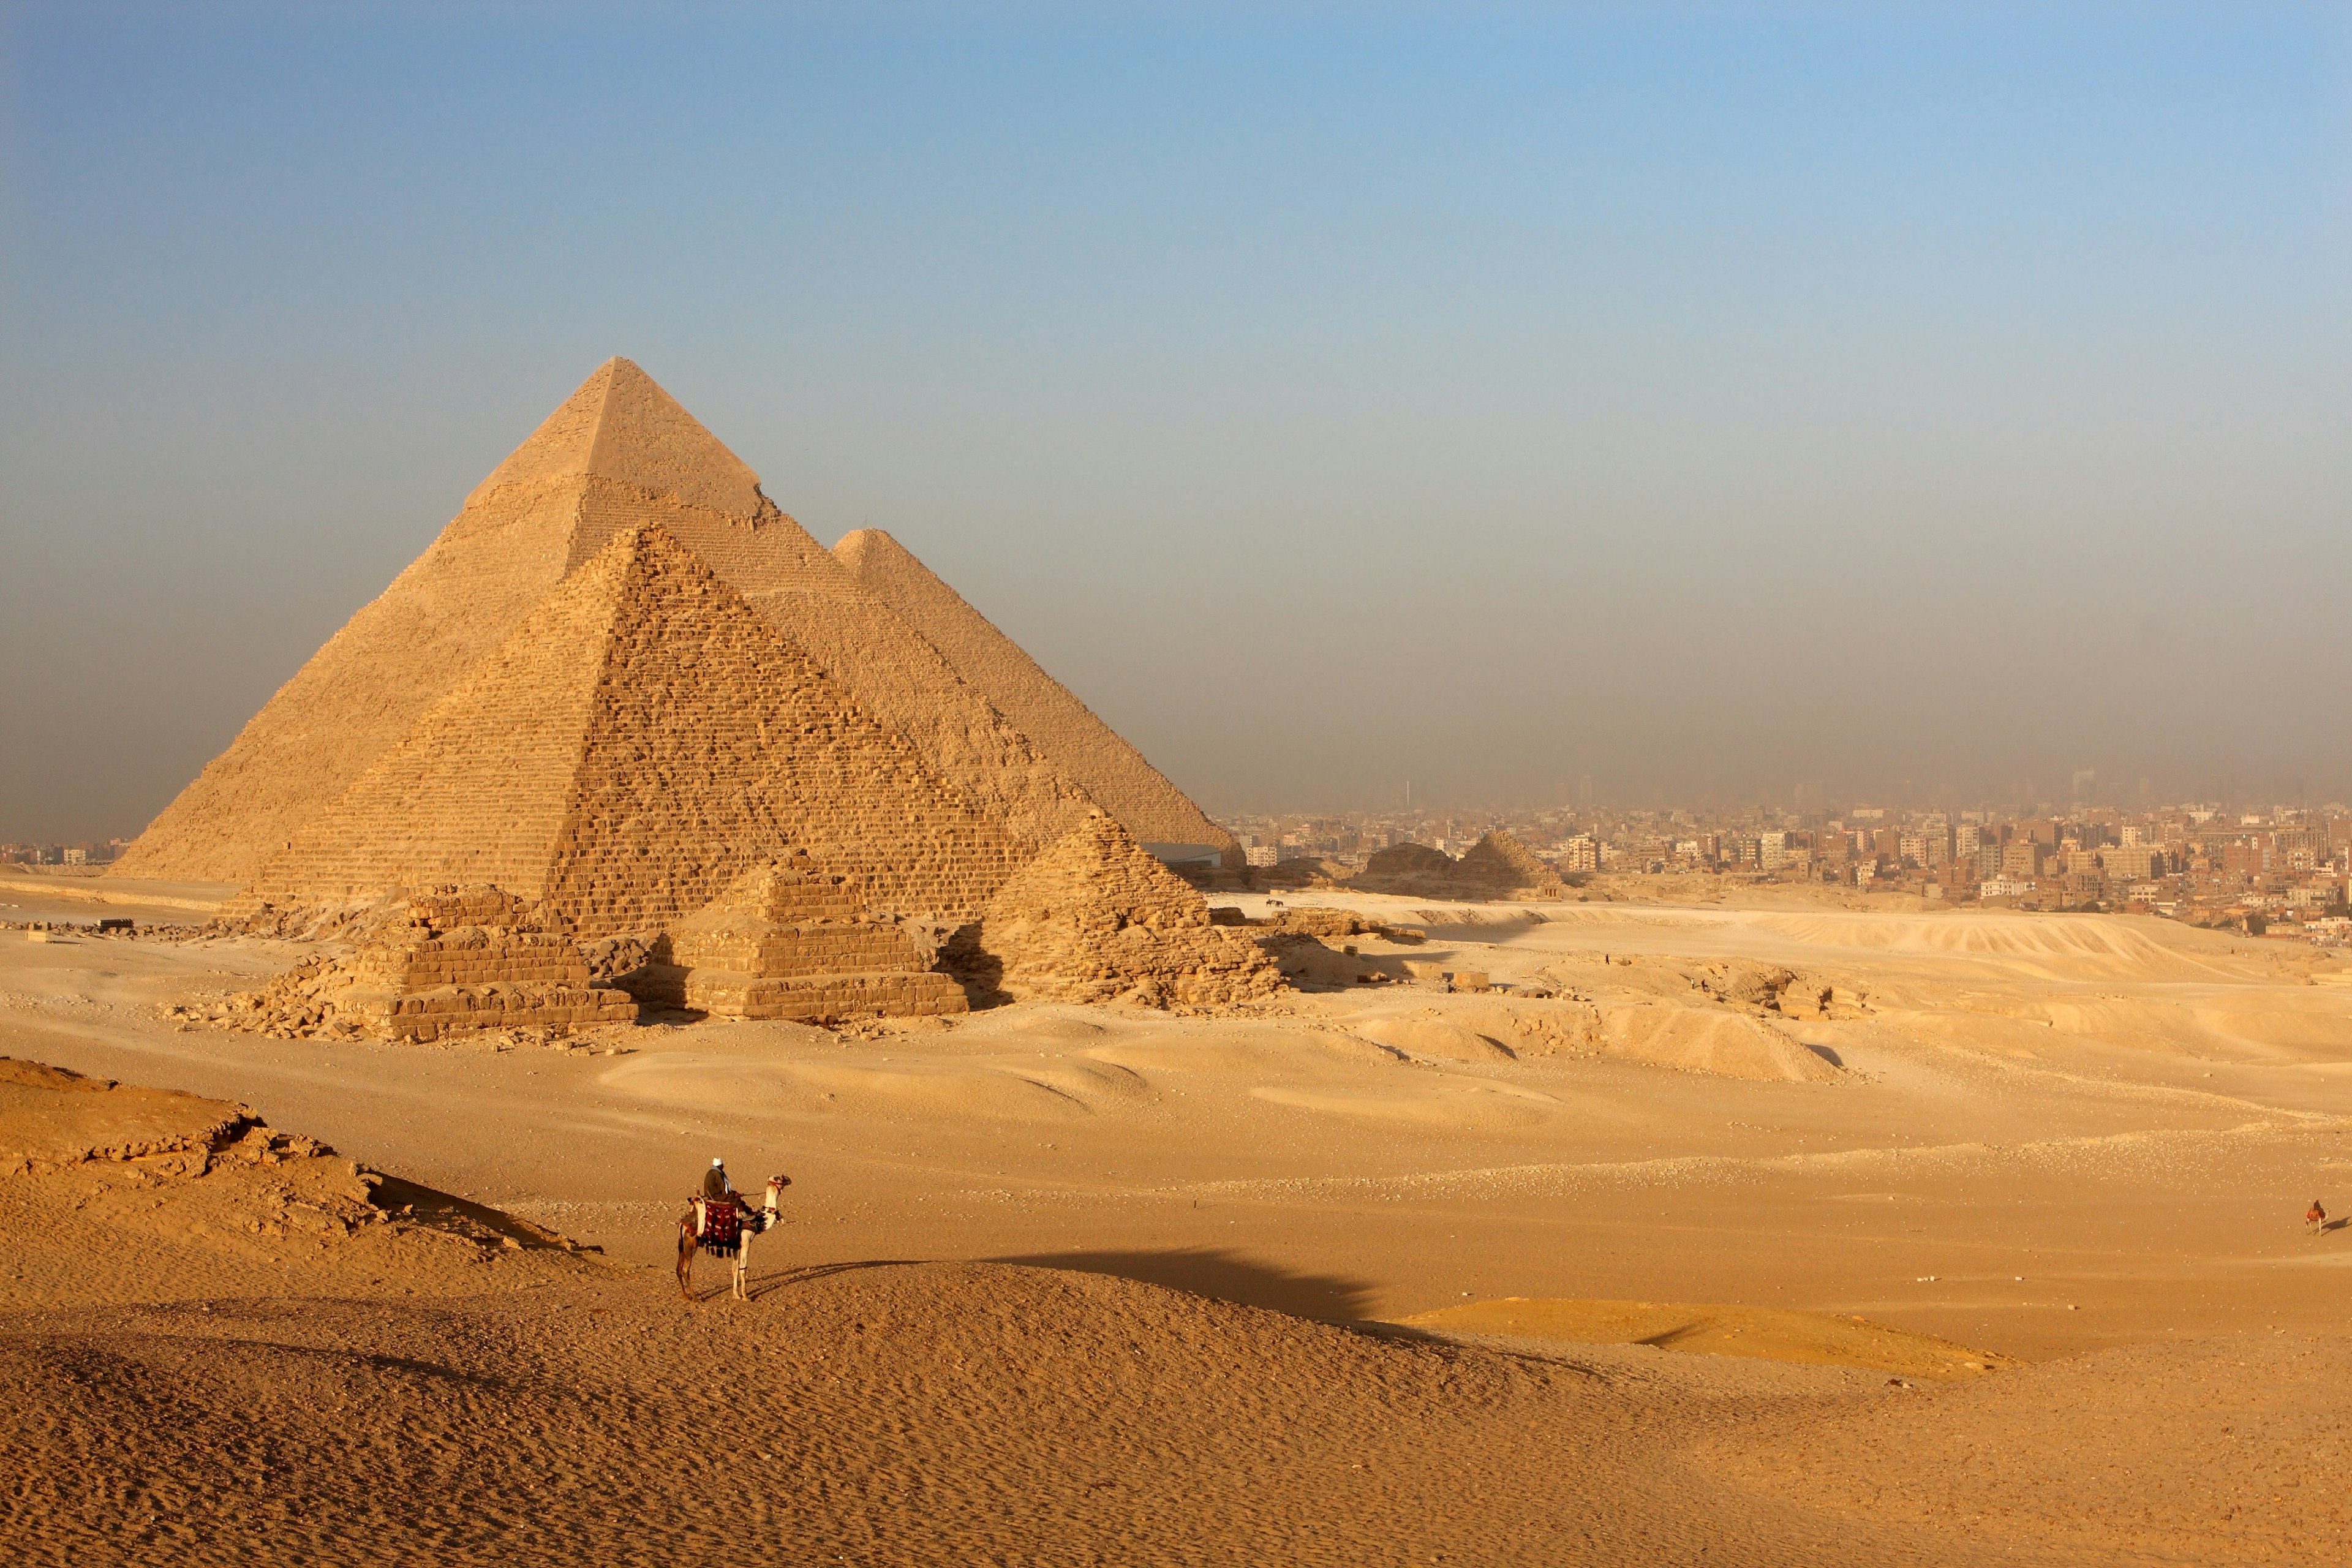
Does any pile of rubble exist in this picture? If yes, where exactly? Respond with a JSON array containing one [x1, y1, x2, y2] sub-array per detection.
[[194, 886, 636, 1043]]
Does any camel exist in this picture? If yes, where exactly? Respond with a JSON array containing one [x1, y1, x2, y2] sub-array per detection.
[[677, 1174, 789, 1301]]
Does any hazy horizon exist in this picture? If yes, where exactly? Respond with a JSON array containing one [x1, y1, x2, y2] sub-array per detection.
[[4, 5, 2348, 844]]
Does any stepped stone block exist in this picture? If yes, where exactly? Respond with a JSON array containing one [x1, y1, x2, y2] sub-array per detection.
[[629, 853, 969, 1024], [226, 885, 637, 1042]]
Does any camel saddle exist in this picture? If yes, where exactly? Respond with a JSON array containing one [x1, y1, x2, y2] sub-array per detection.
[[692, 1196, 741, 1254]]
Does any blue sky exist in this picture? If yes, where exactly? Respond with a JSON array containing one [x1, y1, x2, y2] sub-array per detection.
[[3, 3, 2347, 837]]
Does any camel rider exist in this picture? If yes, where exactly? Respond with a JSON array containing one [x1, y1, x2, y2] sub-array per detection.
[[703, 1158, 734, 1204]]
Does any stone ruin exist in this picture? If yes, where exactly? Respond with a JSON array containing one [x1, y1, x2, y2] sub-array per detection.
[[206, 887, 637, 1042], [951, 814, 1281, 1009], [627, 853, 968, 1024]]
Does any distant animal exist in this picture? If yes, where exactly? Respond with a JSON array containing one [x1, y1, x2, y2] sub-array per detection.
[[677, 1172, 790, 1300], [2308, 1199, 2328, 1234]]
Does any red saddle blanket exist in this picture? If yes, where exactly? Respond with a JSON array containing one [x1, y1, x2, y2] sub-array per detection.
[[693, 1197, 741, 1250]]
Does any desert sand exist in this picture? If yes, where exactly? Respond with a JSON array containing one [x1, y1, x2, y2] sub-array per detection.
[[9, 870, 2352, 1564], [12, 363, 2347, 1563]]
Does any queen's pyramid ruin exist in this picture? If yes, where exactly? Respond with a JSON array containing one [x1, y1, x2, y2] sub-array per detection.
[[115, 358, 1109, 885], [950, 813, 1279, 1009], [236, 522, 1022, 937], [835, 527, 1240, 864]]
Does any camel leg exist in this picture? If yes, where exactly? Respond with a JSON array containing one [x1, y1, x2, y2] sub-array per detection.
[[677, 1223, 695, 1300], [734, 1228, 749, 1300]]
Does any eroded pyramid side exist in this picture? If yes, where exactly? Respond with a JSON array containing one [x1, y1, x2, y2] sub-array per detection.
[[113, 478, 587, 886], [834, 528, 1237, 864], [1455, 831, 1563, 895], [242, 523, 1025, 938], [540, 526, 1024, 933]]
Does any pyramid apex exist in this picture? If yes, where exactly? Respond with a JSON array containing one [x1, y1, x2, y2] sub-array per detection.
[[832, 527, 910, 567], [465, 359, 765, 519]]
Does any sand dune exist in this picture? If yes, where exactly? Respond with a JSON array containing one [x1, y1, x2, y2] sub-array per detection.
[[1400, 1295, 2015, 1379], [16, 882, 2352, 1563], [1601, 1002, 1842, 1082], [1349, 1014, 1517, 1062], [601, 1047, 1155, 1123], [1250, 1077, 1563, 1130], [1743, 910, 2223, 972], [9, 1051, 2350, 1565], [1713, 1333, 2352, 1564]]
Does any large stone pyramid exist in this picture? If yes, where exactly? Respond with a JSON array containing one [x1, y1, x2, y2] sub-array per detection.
[[236, 522, 1023, 937], [835, 528, 1239, 863], [115, 359, 1104, 884]]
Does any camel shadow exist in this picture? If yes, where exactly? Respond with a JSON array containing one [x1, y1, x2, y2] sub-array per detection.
[[728, 1257, 912, 1303]]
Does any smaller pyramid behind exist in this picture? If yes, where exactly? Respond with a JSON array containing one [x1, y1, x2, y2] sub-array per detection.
[[1363, 842, 1454, 878], [238, 522, 1022, 938], [834, 529, 1238, 865], [1455, 831, 1565, 897], [954, 814, 1279, 1009]]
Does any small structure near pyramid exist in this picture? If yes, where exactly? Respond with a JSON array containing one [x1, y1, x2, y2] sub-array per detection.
[[1362, 842, 1455, 879], [630, 853, 967, 1023], [1455, 831, 1566, 899], [954, 815, 1280, 1009], [219, 887, 637, 1042], [232, 522, 1022, 937]]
